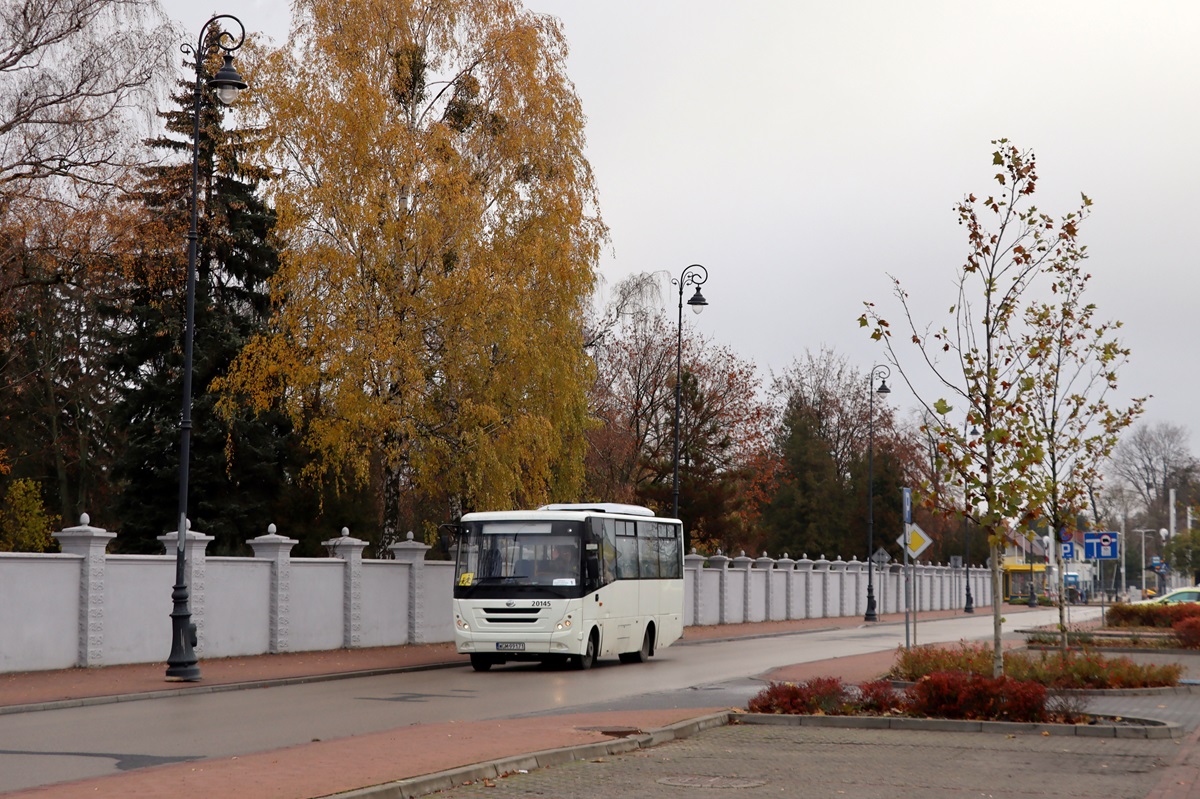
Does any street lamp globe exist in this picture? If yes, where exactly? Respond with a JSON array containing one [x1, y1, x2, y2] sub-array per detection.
[[210, 54, 248, 104]]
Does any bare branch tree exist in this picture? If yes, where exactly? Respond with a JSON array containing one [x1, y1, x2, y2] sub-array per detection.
[[0, 0, 174, 194]]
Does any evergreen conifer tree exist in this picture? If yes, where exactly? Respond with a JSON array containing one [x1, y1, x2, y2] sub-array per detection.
[[110, 39, 290, 553]]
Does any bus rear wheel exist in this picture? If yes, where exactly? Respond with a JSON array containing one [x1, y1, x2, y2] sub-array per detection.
[[470, 654, 495, 672]]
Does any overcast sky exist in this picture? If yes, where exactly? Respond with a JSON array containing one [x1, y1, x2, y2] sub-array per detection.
[[162, 1, 1199, 444]]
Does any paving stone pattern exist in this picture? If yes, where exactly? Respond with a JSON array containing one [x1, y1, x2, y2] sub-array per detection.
[[437, 723, 1183, 799]]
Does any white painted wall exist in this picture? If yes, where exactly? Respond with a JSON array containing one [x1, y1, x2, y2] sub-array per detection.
[[0, 520, 992, 674], [0, 554, 79, 672]]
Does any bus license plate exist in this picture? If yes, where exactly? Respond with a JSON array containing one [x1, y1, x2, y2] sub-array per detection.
[[496, 642, 525, 651]]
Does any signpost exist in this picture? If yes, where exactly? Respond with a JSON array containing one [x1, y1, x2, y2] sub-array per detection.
[[1083, 531, 1119, 561], [896, 492, 933, 649]]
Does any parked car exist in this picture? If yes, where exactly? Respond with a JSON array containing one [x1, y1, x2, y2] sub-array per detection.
[[1140, 587, 1200, 605]]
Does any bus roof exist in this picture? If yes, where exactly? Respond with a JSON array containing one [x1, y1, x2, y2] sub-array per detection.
[[538, 503, 655, 516], [460, 504, 679, 523]]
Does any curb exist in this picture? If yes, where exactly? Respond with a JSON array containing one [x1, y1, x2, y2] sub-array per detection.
[[737, 712, 1184, 739], [0, 661, 464, 717], [315, 711, 734, 799], [678, 626, 841, 645]]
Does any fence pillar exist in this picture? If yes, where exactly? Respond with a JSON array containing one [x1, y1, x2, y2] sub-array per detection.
[[157, 522, 215, 654], [708, 551, 731, 624], [795, 555, 814, 619], [684, 550, 706, 627], [390, 531, 431, 644], [844, 556, 864, 619], [53, 513, 116, 667], [249, 524, 298, 653], [812, 555, 831, 618], [733, 552, 754, 623], [830, 557, 849, 617], [776, 554, 795, 620], [324, 528, 368, 648]]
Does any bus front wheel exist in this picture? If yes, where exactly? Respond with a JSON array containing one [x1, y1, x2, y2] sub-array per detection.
[[620, 626, 653, 664], [574, 631, 597, 670], [470, 654, 495, 672]]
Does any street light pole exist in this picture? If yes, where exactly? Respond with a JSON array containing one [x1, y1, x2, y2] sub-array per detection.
[[166, 14, 248, 682], [671, 264, 708, 547], [1133, 528, 1156, 600], [1028, 535, 1038, 607], [864, 365, 890, 622]]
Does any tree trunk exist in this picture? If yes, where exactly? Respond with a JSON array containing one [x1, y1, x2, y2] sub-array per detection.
[[990, 539, 1004, 677], [382, 461, 403, 547]]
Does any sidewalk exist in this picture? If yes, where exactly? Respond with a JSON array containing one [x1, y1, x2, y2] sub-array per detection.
[[0, 605, 1111, 799], [1, 607, 983, 712]]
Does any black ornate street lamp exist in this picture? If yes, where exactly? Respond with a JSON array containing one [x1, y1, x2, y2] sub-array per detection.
[[671, 264, 708, 545], [166, 14, 248, 682], [864, 364, 890, 622]]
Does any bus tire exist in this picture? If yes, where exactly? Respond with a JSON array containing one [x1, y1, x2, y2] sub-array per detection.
[[621, 626, 654, 664], [574, 630, 597, 670], [470, 655, 494, 672]]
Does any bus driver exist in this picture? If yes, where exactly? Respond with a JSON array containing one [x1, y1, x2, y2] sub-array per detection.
[[546, 544, 578, 579]]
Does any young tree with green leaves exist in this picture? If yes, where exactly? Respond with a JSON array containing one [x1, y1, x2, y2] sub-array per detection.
[[1019, 236, 1144, 652], [860, 140, 1128, 676], [0, 477, 57, 552]]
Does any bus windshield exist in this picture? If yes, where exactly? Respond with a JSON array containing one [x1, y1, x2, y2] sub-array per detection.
[[454, 519, 586, 598]]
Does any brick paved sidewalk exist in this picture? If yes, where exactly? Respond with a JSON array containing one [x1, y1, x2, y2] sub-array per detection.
[[1, 606, 999, 710]]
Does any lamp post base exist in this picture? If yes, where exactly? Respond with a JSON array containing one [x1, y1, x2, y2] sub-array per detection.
[[165, 549, 201, 682], [165, 598, 201, 681], [864, 584, 878, 622], [964, 586, 975, 613]]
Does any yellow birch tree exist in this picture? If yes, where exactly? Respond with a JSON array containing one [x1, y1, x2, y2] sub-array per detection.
[[217, 0, 604, 541]]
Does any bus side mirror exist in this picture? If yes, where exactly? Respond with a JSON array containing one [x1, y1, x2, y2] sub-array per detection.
[[438, 522, 460, 547]]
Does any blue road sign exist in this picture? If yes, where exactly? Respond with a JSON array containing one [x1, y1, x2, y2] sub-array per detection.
[[1083, 531, 1119, 560], [902, 487, 912, 524], [1061, 542, 1075, 561]]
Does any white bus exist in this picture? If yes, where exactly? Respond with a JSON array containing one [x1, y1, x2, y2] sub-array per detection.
[[451, 503, 685, 671]]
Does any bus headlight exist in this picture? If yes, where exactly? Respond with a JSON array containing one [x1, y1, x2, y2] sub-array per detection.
[[556, 615, 573, 631], [456, 616, 470, 631]]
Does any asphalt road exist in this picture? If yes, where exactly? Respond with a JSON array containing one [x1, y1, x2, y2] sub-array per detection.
[[0, 608, 1099, 793]]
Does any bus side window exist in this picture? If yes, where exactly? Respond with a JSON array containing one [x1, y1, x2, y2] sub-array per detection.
[[598, 519, 618, 585], [615, 520, 639, 579], [638, 521, 661, 578], [660, 522, 682, 579]]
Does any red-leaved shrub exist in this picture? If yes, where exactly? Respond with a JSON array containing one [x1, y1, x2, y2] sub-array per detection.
[[906, 671, 1047, 722], [1174, 617, 1200, 649], [857, 679, 905, 714], [747, 677, 849, 715], [1107, 602, 1200, 629]]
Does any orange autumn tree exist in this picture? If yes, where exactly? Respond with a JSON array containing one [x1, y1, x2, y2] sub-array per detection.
[[218, 0, 604, 543]]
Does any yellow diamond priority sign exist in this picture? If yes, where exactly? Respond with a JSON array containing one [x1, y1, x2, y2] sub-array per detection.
[[897, 523, 933, 559]]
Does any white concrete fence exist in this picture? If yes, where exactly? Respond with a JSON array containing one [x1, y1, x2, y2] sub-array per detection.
[[0, 515, 990, 674]]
